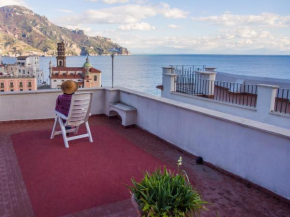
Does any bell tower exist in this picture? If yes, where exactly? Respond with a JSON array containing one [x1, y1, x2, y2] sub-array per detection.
[[56, 42, 66, 67]]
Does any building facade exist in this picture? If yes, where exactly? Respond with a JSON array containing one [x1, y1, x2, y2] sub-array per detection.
[[5, 55, 44, 85], [50, 42, 102, 89], [0, 56, 37, 92], [0, 76, 37, 92]]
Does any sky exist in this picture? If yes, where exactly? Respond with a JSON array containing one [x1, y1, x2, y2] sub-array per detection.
[[1, 0, 290, 54]]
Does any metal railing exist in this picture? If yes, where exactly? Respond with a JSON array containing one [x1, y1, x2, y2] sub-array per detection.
[[169, 65, 206, 76], [274, 89, 290, 114], [175, 75, 258, 108]]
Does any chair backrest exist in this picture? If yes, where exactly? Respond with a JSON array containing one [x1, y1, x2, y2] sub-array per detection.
[[66, 93, 93, 126]]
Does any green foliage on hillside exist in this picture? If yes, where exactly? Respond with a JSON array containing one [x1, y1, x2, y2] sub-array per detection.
[[0, 5, 130, 56]]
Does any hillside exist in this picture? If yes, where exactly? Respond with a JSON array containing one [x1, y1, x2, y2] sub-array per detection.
[[0, 5, 130, 56]]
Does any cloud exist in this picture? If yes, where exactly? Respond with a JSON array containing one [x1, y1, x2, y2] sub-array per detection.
[[158, 3, 188, 19], [56, 4, 156, 25], [56, 9, 73, 13], [56, 3, 188, 26], [104, 26, 290, 54], [102, 0, 129, 4], [85, 0, 129, 4], [0, 0, 28, 7], [118, 22, 155, 30], [192, 12, 290, 28], [167, 24, 179, 29]]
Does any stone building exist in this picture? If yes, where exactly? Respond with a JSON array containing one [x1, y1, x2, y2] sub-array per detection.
[[50, 42, 102, 89]]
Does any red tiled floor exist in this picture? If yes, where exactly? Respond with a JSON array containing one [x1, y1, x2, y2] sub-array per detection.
[[11, 126, 168, 217], [1, 115, 290, 217]]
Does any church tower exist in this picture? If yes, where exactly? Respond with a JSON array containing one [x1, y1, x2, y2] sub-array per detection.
[[56, 42, 66, 67]]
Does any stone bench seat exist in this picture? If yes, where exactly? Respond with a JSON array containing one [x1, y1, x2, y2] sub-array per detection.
[[109, 103, 137, 126]]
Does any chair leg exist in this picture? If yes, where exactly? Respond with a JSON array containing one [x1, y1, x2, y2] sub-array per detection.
[[85, 121, 93, 142], [50, 116, 58, 139], [59, 118, 69, 148]]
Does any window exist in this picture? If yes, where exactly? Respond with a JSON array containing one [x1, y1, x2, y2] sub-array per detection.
[[54, 80, 57, 82], [28, 82, 32, 87], [10, 82, 13, 88], [19, 69, 21, 73], [19, 82, 23, 87], [29, 89, 31, 91], [0, 90, 4, 92], [94, 76, 97, 81], [23, 70, 25, 73], [20, 89, 23, 91], [0, 83, 4, 88], [11, 89, 14, 92]]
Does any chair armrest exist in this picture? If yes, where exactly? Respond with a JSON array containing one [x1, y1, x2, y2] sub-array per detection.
[[55, 110, 68, 120]]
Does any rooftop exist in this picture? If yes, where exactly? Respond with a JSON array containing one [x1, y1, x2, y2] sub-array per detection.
[[0, 87, 289, 217], [1, 115, 290, 217]]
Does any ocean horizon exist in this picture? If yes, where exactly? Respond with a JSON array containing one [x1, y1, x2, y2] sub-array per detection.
[[2, 54, 290, 96]]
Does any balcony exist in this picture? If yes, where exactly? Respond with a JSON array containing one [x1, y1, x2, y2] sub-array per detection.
[[0, 88, 290, 217]]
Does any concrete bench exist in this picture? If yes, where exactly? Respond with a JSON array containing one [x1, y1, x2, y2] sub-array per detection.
[[109, 103, 137, 127]]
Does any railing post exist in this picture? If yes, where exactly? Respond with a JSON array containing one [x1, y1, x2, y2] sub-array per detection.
[[195, 71, 216, 98], [161, 67, 177, 98], [256, 84, 278, 114]]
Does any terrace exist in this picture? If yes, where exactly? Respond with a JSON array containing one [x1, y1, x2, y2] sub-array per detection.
[[1, 87, 290, 217]]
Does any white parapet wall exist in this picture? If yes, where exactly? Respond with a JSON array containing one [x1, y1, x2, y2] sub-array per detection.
[[0, 87, 290, 200], [118, 87, 290, 200], [0, 88, 105, 121]]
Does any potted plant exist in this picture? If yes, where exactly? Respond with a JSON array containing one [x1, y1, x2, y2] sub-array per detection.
[[127, 157, 207, 217]]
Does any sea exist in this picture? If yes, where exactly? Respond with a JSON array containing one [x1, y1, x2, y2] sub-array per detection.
[[2, 55, 290, 96]]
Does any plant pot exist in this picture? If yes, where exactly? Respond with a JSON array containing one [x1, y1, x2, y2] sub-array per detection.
[[131, 194, 143, 217]]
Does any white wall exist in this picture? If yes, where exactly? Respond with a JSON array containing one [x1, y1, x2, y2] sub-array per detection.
[[118, 88, 290, 200], [0, 88, 104, 121]]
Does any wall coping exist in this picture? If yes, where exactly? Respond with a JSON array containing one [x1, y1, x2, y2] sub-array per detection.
[[118, 87, 290, 139], [270, 111, 290, 119], [163, 73, 177, 77], [195, 71, 217, 75], [257, 84, 279, 89], [0, 87, 104, 96]]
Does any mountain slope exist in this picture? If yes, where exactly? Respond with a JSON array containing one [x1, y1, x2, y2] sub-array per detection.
[[0, 5, 130, 56]]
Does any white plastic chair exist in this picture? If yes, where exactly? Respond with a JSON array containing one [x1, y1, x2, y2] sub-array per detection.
[[50, 93, 93, 148]]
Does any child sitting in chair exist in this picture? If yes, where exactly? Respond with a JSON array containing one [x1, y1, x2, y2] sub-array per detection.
[[55, 80, 78, 117]]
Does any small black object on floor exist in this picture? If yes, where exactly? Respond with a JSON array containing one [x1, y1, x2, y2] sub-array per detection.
[[196, 156, 203, 165]]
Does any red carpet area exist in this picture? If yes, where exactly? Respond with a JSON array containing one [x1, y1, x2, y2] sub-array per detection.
[[11, 125, 168, 217]]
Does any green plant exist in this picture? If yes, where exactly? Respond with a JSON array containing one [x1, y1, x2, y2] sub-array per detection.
[[127, 157, 207, 217]]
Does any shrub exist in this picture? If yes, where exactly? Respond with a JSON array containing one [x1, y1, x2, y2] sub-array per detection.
[[127, 158, 207, 217]]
